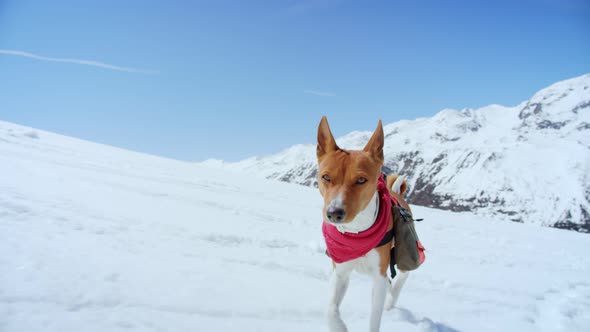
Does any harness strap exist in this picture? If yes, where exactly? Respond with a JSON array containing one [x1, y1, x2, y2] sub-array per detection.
[[376, 192, 400, 248], [376, 228, 394, 247]]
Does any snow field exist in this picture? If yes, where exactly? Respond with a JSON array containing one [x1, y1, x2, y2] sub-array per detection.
[[1, 120, 590, 331]]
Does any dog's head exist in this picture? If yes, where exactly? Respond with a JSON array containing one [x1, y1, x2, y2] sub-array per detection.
[[316, 116, 384, 225]]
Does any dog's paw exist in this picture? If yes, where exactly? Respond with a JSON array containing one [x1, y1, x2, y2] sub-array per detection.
[[384, 295, 395, 311]]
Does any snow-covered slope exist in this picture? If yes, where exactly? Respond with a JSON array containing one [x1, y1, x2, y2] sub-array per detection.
[[2, 120, 590, 332], [213, 74, 590, 232]]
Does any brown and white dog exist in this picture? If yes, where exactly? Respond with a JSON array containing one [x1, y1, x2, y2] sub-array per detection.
[[317, 116, 411, 332]]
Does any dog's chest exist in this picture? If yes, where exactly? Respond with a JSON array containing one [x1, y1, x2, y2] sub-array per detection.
[[335, 249, 382, 276]]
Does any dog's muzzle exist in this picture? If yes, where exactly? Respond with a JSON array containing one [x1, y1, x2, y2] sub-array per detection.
[[326, 206, 346, 223]]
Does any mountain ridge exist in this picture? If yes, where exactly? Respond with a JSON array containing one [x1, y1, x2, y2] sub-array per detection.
[[209, 74, 590, 232]]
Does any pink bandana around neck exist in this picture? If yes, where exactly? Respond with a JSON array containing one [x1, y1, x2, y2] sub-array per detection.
[[322, 175, 392, 263]]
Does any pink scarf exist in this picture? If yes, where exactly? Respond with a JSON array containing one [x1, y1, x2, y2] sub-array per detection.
[[322, 175, 392, 263]]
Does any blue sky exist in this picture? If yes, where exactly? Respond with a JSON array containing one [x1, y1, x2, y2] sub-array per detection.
[[0, 0, 588, 161]]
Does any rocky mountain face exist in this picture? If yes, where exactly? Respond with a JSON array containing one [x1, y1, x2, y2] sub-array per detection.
[[206, 74, 590, 232]]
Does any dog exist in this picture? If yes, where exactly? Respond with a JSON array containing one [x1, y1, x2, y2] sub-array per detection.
[[317, 116, 411, 332]]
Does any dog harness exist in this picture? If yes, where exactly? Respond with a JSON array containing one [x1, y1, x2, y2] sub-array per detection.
[[322, 175, 393, 264]]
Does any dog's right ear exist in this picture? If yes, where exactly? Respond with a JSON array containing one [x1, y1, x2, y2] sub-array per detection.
[[317, 116, 339, 158]]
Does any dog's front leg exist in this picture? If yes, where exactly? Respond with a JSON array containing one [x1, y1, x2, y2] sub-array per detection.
[[369, 274, 388, 332], [327, 266, 350, 332]]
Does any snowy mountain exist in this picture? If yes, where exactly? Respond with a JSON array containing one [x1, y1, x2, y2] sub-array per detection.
[[211, 74, 590, 233], [2, 119, 590, 331]]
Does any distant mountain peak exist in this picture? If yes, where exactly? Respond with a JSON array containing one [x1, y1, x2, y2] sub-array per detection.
[[208, 74, 590, 232]]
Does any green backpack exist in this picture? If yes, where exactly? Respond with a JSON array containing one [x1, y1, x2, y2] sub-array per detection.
[[390, 203, 425, 277]]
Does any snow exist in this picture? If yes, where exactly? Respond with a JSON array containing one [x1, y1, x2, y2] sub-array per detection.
[[1, 120, 590, 331]]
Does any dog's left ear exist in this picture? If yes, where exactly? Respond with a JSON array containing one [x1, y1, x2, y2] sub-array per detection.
[[363, 120, 384, 161]]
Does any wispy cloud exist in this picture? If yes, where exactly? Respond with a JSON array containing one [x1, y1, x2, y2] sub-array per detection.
[[304, 89, 336, 97], [0, 49, 158, 74]]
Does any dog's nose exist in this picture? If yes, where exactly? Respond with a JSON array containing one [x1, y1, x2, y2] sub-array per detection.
[[326, 207, 346, 223]]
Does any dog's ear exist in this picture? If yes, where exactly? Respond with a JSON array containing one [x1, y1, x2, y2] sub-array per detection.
[[363, 120, 384, 161], [317, 116, 339, 158]]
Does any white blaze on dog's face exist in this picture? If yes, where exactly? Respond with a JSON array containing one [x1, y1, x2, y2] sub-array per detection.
[[316, 116, 384, 224]]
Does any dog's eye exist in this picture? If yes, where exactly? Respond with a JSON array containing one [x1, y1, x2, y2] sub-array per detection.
[[322, 175, 331, 182], [356, 177, 367, 185]]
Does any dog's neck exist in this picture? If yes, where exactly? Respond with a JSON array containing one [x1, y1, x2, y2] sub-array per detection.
[[336, 191, 379, 234]]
